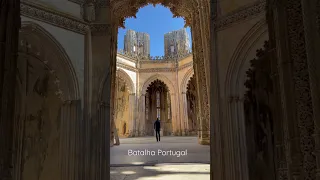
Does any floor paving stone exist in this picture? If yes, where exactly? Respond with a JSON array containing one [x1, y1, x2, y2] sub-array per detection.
[[110, 136, 210, 179]]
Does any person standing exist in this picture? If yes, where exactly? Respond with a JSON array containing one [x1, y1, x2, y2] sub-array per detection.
[[154, 118, 161, 142]]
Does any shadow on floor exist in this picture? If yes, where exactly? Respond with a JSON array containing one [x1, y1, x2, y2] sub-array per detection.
[[110, 163, 210, 180]]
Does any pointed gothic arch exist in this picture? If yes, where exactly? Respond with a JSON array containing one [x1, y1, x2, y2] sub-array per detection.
[[181, 67, 194, 93], [223, 19, 269, 180], [141, 74, 176, 95], [20, 21, 80, 100], [116, 68, 135, 93]]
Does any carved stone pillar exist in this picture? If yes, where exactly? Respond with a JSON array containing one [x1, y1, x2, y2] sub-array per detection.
[[301, 1, 320, 178], [225, 96, 239, 180], [59, 100, 81, 180], [94, 101, 109, 179], [139, 94, 146, 136], [0, 1, 20, 179], [170, 93, 177, 135], [269, 0, 316, 179], [128, 93, 135, 136], [181, 92, 188, 134], [236, 98, 249, 180], [199, 108, 210, 145]]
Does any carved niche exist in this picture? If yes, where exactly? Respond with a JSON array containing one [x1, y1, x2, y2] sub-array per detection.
[[243, 41, 276, 180]]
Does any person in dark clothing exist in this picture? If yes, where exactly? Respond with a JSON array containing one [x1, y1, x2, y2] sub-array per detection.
[[154, 118, 161, 142]]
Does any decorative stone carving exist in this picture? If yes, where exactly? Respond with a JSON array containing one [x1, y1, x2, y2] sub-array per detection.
[[90, 23, 110, 36], [20, 2, 90, 34], [110, 0, 196, 28], [285, 0, 316, 179], [215, 0, 266, 31]]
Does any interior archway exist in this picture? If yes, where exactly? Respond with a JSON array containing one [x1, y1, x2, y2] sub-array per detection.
[[186, 74, 198, 135], [145, 79, 172, 136], [15, 22, 80, 180]]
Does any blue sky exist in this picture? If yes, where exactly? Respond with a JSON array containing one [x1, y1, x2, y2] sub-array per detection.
[[117, 4, 192, 56]]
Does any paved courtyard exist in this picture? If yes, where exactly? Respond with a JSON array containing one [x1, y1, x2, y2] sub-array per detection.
[[110, 136, 210, 180]]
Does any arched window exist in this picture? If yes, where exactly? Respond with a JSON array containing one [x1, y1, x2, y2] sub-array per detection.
[[156, 91, 160, 119]]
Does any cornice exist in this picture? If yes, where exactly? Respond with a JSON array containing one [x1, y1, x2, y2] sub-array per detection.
[[117, 53, 138, 63], [178, 61, 193, 70], [139, 60, 176, 64], [139, 68, 176, 73], [116, 55, 193, 72], [116, 62, 138, 72], [215, 0, 266, 31], [20, 1, 89, 34]]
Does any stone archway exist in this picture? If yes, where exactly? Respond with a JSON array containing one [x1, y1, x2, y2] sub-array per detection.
[[223, 19, 268, 180], [14, 21, 81, 180], [145, 79, 172, 136], [138, 74, 180, 135], [116, 68, 135, 93], [186, 74, 197, 135], [180, 67, 195, 135], [114, 69, 136, 137]]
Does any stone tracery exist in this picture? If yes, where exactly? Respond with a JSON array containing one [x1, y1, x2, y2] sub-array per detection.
[[110, 0, 200, 28]]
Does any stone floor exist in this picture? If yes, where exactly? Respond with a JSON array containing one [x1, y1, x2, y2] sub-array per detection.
[[110, 136, 210, 180], [110, 163, 210, 180]]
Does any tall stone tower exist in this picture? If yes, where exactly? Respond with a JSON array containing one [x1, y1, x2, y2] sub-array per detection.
[[124, 29, 150, 57], [164, 28, 191, 57]]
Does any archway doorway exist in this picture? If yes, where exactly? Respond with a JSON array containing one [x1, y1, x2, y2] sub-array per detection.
[[145, 79, 172, 136], [186, 74, 198, 136]]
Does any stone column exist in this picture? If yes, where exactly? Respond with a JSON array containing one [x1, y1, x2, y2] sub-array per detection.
[[199, 96, 210, 145], [181, 92, 188, 134], [59, 100, 81, 180], [301, 1, 320, 178], [0, 1, 20, 179], [128, 93, 135, 136], [224, 96, 237, 180], [139, 94, 146, 136], [236, 98, 249, 180], [95, 101, 108, 179], [170, 93, 178, 135], [269, 0, 316, 179]]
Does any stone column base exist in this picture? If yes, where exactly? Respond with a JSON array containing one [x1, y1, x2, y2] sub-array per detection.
[[198, 130, 210, 145], [199, 138, 210, 145]]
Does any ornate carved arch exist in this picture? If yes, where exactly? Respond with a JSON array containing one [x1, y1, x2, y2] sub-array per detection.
[[19, 21, 80, 100], [116, 68, 135, 93], [141, 74, 176, 95], [181, 67, 194, 93], [225, 19, 268, 98], [110, 0, 201, 28]]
